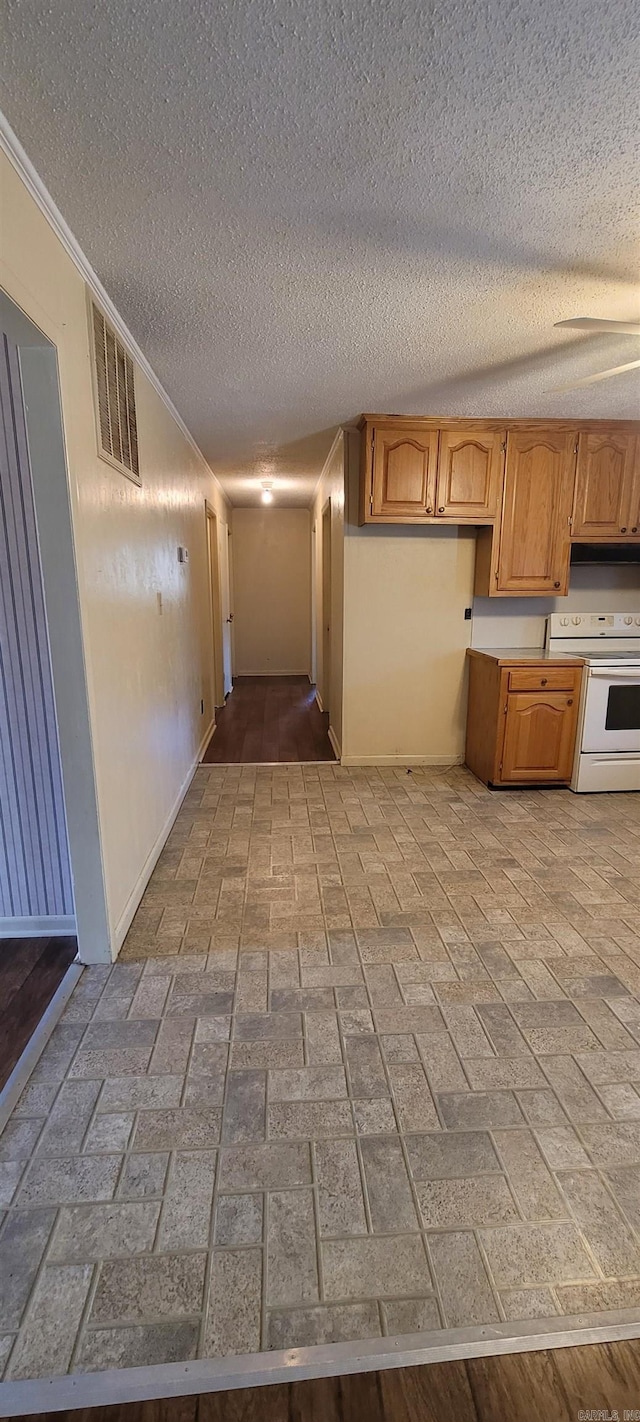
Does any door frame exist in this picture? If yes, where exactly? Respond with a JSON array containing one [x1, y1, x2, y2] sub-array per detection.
[[310, 518, 318, 686], [321, 498, 332, 718], [205, 502, 225, 709], [0, 290, 111, 963]]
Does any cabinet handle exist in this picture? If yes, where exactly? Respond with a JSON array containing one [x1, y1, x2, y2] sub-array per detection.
[[621, 527, 627, 534], [541, 678, 548, 686], [567, 699, 573, 706], [438, 506, 445, 513], [554, 581, 561, 589], [426, 506, 433, 514], [632, 527, 638, 534]]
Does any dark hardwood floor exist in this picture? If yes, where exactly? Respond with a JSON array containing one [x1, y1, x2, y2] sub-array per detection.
[[22, 1341, 640, 1421], [202, 676, 335, 763], [0, 935, 77, 1089]]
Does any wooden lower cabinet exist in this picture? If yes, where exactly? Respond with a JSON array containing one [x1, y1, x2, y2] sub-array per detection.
[[501, 690, 579, 782], [465, 650, 583, 787]]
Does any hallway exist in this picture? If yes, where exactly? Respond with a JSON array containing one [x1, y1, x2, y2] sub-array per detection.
[[202, 677, 335, 763]]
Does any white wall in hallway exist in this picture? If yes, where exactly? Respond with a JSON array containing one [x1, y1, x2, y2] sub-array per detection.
[[232, 506, 311, 674], [0, 150, 230, 958]]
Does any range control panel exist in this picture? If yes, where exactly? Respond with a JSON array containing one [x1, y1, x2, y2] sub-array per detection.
[[549, 612, 640, 637]]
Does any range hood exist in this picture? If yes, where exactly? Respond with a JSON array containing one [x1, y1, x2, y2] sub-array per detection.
[[571, 543, 640, 566]]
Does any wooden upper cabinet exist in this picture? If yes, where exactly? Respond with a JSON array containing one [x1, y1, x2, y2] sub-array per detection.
[[500, 690, 578, 783], [626, 448, 640, 536], [369, 425, 438, 521], [572, 431, 638, 539], [493, 429, 577, 595], [435, 429, 505, 521]]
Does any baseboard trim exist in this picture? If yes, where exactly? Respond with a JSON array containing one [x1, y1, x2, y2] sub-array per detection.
[[234, 669, 312, 676], [200, 719, 215, 757], [328, 725, 341, 761], [2, 1308, 640, 1415], [112, 721, 215, 954], [315, 690, 324, 712], [339, 754, 464, 767], [0, 961, 82, 1134], [0, 916, 76, 938]]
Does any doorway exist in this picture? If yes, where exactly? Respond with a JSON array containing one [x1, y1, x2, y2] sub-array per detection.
[[220, 522, 234, 697], [0, 290, 111, 980], [205, 504, 225, 710], [201, 504, 334, 763]]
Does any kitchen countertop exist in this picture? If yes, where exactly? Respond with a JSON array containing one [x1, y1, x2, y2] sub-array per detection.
[[467, 646, 585, 665]]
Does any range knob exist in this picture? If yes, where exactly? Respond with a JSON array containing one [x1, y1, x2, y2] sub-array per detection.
[[624, 616, 634, 626], [571, 616, 582, 625], [559, 616, 570, 627], [636, 617, 640, 626]]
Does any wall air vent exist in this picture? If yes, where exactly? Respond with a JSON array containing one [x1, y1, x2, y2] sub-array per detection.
[[90, 299, 140, 483]]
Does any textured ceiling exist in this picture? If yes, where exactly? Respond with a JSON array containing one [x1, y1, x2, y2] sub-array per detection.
[[1, 0, 639, 506]]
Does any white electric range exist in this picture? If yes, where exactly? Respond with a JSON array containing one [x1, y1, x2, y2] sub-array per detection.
[[546, 612, 640, 793]]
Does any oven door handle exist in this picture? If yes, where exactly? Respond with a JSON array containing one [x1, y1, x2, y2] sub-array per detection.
[[588, 669, 640, 679]]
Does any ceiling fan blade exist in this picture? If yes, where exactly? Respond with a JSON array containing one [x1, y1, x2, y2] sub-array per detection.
[[554, 318, 640, 336], [548, 358, 640, 392]]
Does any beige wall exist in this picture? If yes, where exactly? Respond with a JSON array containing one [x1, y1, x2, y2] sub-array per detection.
[[232, 506, 311, 674], [312, 432, 345, 754], [0, 150, 230, 958], [341, 435, 475, 764]]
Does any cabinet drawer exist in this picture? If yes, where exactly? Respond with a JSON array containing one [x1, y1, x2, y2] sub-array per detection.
[[507, 667, 579, 693]]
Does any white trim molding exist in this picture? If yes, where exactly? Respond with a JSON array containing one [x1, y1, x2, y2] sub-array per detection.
[[0, 111, 226, 501], [0, 915, 75, 937], [328, 725, 342, 761], [310, 425, 345, 506]]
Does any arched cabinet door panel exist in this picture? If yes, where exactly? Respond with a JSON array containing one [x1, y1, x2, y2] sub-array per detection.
[[500, 692, 578, 782], [370, 426, 439, 520], [436, 429, 505, 520], [572, 431, 638, 539]]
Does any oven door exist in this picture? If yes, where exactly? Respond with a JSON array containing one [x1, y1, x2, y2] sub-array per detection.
[[582, 668, 640, 754]]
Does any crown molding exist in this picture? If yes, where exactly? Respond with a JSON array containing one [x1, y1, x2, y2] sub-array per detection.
[[310, 425, 345, 504], [0, 109, 227, 501]]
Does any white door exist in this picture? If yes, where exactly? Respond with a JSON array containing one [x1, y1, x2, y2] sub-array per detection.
[[582, 668, 640, 753], [218, 521, 233, 697]]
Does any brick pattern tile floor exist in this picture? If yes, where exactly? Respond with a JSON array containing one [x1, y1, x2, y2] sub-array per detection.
[[3, 764, 640, 1378]]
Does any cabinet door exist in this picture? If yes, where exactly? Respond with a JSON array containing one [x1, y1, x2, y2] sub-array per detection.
[[370, 426, 439, 520], [623, 438, 640, 537], [572, 431, 637, 539], [496, 430, 577, 594], [436, 429, 505, 520], [500, 691, 578, 782]]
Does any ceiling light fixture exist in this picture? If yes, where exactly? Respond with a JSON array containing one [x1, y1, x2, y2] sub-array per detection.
[[261, 481, 274, 505]]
